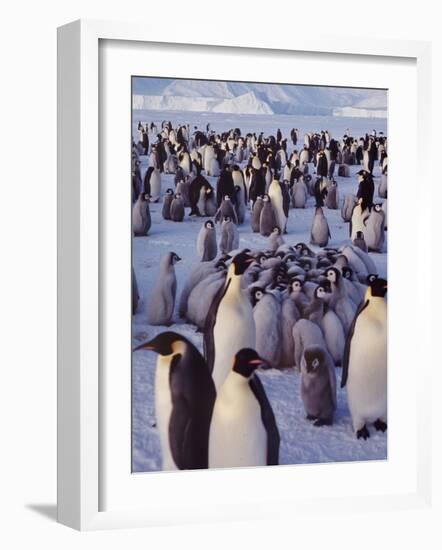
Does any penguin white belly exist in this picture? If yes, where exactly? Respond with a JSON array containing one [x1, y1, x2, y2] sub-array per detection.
[[269, 187, 287, 232], [150, 172, 161, 202], [347, 316, 387, 430], [155, 356, 177, 470], [212, 299, 256, 390], [209, 374, 267, 468]]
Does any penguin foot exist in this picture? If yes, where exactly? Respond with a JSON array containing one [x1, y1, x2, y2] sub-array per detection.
[[314, 418, 332, 427], [306, 414, 317, 421], [374, 419, 387, 432], [356, 426, 370, 440]]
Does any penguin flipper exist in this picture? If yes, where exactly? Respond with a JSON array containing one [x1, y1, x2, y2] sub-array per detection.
[[249, 374, 280, 466], [203, 278, 230, 373], [169, 395, 196, 470], [341, 299, 369, 388]]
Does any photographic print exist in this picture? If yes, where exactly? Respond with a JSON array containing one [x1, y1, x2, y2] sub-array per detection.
[[131, 77, 387, 473]]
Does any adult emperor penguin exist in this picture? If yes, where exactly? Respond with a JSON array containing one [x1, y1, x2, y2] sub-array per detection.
[[134, 332, 216, 470], [342, 278, 388, 439], [310, 206, 330, 247], [132, 192, 151, 236], [268, 178, 289, 234], [170, 193, 185, 222], [197, 220, 217, 261], [300, 345, 337, 426], [162, 188, 174, 220], [209, 348, 280, 468], [147, 252, 181, 325], [204, 251, 256, 391]]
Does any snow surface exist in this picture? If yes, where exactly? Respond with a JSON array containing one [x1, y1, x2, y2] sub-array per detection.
[[131, 110, 388, 473], [133, 78, 387, 117]]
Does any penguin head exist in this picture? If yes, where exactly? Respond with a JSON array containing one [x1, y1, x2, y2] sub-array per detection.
[[175, 193, 182, 199], [302, 346, 327, 375], [324, 267, 339, 283], [315, 284, 330, 299], [250, 287, 265, 307], [133, 331, 185, 356], [232, 348, 269, 379], [224, 195, 231, 201], [205, 220, 215, 230], [374, 203, 383, 213], [166, 188, 174, 195], [367, 273, 378, 284], [369, 277, 387, 298], [262, 194, 270, 202], [289, 278, 303, 294], [342, 266, 353, 280], [231, 250, 255, 276], [223, 215, 231, 223], [170, 252, 182, 265], [271, 226, 281, 235]]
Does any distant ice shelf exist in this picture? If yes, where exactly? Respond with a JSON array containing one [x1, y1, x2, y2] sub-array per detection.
[[332, 107, 387, 119]]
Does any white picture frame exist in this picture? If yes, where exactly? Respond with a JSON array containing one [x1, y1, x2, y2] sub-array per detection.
[[57, 19, 432, 531]]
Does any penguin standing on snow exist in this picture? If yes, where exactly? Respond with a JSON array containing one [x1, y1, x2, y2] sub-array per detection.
[[342, 278, 388, 439], [134, 332, 216, 470], [170, 193, 185, 222], [300, 345, 337, 426], [341, 195, 357, 223], [364, 204, 386, 252], [219, 216, 239, 255], [250, 196, 264, 232], [147, 252, 181, 326], [216, 169, 235, 207], [149, 167, 162, 202], [209, 348, 280, 468], [268, 226, 284, 252], [251, 287, 282, 369], [132, 192, 151, 236], [233, 185, 246, 225], [310, 206, 330, 247], [268, 178, 289, 234], [204, 251, 256, 390], [356, 170, 375, 211], [162, 188, 174, 220], [197, 220, 217, 261], [260, 194, 277, 237]]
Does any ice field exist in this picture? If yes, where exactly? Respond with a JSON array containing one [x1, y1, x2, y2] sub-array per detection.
[[131, 110, 388, 473]]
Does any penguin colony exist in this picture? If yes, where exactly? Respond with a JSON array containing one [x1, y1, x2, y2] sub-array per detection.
[[132, 120, 388, 470]]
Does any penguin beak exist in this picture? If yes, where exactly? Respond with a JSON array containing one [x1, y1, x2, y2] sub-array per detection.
[[249, 359, 270, 370], [133, 340, 155, 352]]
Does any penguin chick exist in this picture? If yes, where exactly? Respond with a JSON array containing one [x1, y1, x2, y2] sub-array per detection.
[[268, 226, 285, 252], [197, 220, 217, 261], [310, 206, 331, 247], [300, 345, 337, 426], [147, 252, 181, 325], [133, 192, 151, 236], [162, 188, 174, 220], [251, 287, 282, 369], [170, 193, 185, 222], [219, 216, 239, 254]]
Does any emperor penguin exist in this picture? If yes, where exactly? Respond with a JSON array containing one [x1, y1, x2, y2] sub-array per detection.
[[162, 188, 174, 220], [250, 196, 264, 232], [219, 216, 239, 255], [197, 220, 217, 261], [379, 173, 388, 199], [251, 287, 282, 369], [147, 252, 181, 326], [341, 195, 357, 223], [268, 226, 285, 252], [350, 199, 370, 242], [134, 332, 216, 470], [323, 267, 357, 334], [170, 193, 185, 222], [292, 318, 328, 370], [291, 178, 308, 208], [149, 167, 162, 202], [310, 206, 331, 247], [233, 185, 246, 225], [232, 164, 247, 202], [325, 179, 339, 210], [204, 251, 256, 390], [300, 345, 337, 426], [214, 196, 238, 225], [208, 348, 280, 468], [353, 230, 368, 253], [132, 192, 151, 236], [364, 204, 386, 252], [259, 194, 277, 237], [268, 178, 289, 234], [187, 270, 226, 329], [342, 278, 388, 439], [279, 287, 301, 368]]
